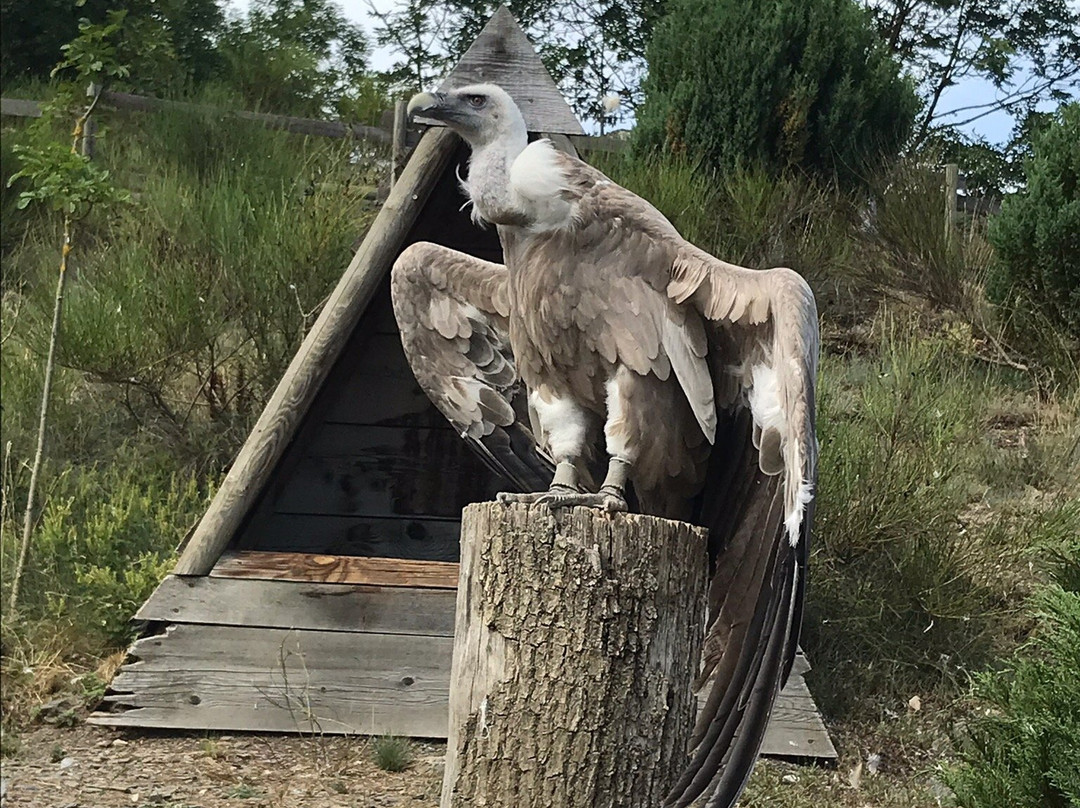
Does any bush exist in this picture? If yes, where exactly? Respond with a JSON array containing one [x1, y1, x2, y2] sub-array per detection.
[[798, 319, 1074, 718], [945, 579, 1080, 808], [988, 103, 1080, 348], [0, 463, 211, 646], [635, 0, 918, 185]]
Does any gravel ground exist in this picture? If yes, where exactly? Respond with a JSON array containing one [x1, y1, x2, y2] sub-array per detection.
[[0, 724, 445, 808]]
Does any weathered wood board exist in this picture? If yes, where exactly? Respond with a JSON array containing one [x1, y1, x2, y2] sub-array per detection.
[[423, 7, 584, 135], [93, 624, 453, 736], [92, 617, 834, 760], [136, 575, 457, 636], [211, 551, 460, 588]]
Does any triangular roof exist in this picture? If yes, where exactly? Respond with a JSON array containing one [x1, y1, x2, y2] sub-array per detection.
[[168, 8, 584, 576], [426, 6, 584, 136]]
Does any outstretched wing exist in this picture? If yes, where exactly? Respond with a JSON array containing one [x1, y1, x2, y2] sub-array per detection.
[[390, 242, 553, 492], [540, 147, 819, 807], [664, 248, 819, 808]]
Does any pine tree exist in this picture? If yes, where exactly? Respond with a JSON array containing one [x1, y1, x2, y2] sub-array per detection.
[[634, 0, 918, 184]]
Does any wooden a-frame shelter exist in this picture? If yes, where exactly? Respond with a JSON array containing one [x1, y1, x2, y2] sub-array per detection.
[[91, 7, 835, 762]]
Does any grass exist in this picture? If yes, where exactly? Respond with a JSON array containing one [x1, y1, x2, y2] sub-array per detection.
[[372, 734, 413, 772]]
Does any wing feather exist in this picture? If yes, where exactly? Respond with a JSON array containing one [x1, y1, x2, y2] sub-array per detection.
[[391, 242, 553, 492], [544, 151, 819, 806]]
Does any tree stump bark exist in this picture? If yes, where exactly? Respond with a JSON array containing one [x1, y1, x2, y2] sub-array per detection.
[[441, 502, 708, 808]]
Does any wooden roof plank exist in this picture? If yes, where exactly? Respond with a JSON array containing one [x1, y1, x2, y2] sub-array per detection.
[[422, 6, 583, 135]]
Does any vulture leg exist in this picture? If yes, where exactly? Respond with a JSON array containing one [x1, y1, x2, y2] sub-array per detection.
[[498, 387, 629, 511]]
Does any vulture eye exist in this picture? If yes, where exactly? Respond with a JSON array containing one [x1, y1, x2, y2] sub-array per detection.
[[466, 94, 487, 109]]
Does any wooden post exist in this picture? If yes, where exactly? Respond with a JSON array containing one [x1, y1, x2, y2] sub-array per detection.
[[391, 98, 408, 187], [442, 502, 708, 808], [81, 83, 100, 159], [944, 162, 958, 239]]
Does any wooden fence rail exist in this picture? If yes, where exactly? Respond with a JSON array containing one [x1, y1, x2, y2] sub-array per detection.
[[0, 90, 628, 154]]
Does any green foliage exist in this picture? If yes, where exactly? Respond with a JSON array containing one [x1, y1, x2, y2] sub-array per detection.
[[945, 578, 1080, 808], [0, 463, 209, 646], [217, 0, 370, 116], [866, 160, 995, 317], [0, 0, 224, 90], [988, 103, 1080, 347], [804, 321, 1007, 716], [10, 138, 128, 215], [636, 0, 918, 184], [865, 0, 1080, 142], [3, 100, 378, 467], [371, 734, 412, 772]]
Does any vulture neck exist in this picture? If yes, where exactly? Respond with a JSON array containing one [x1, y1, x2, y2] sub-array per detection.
[[466, 129, 529, 227]]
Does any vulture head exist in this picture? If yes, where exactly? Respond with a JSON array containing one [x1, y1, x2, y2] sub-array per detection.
[[407, 83, 526, 148]]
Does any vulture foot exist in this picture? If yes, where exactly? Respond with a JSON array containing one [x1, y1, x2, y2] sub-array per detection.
[[497, 484, 579, 506], [535, 488, 628, 513]]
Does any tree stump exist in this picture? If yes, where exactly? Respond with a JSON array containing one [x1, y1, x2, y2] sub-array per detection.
[[441, 502, 708, 808]]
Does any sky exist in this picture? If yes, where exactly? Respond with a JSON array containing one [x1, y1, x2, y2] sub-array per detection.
[[230, 0, 1074, 146]]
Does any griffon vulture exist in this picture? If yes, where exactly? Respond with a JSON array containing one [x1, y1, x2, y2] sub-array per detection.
[[391, 84, 819, 808]]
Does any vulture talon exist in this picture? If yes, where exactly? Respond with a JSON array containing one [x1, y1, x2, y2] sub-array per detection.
[[532, 490, 628, 513], [497, 484, 578, 505]]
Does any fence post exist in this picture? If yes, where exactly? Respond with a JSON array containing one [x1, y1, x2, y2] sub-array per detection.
[[944, 162, 958, 239], [81, 83, 101, 159], [391, 99, 408, 187]]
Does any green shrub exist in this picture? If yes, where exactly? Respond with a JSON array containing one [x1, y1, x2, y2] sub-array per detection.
[[945, 581, 1080, 808], [988, 103, 1080, 347], [635, 0, 918, 185], [0, 463, 211, 646], [804, 320, 1010, 717], [866, 160, 996, 319]]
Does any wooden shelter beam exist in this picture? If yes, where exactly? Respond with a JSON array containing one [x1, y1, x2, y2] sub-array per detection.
[[173, 127, 460, 575]]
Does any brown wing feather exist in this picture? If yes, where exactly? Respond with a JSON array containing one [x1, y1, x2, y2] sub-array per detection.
[[545, 149, 819, 807], [391, 242, 553, 492]]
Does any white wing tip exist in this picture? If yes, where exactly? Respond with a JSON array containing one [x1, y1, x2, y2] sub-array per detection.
[[785, 480, 814, 546]]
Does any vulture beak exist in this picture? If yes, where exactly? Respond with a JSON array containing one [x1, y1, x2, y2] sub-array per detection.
[[407, 91, 449, 119]]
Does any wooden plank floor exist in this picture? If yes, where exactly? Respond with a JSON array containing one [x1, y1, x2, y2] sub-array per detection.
[[96, 561, 835, 760]]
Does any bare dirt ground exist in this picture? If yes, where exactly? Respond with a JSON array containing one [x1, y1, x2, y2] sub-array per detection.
[[1, 724, 444, 808]]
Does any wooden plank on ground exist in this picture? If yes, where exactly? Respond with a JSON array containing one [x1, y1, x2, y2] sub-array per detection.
[[211, 551, 459, 588], [137, 575, 456, 636], [697, 652, 836, 761], [92, 623, 833, 759], [91, 624, 452, 736]]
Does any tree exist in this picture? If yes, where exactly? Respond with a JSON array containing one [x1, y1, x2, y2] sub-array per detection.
[[988, 102, 1080, 344], [366, 0, 454, 93], [634, 0, 919, 184], [217, 0, 369, 116], [864, 0, 1080, 146], [6, 13, 131, 612], [0, 0, 225, 90], [368, 0, 665, 129]]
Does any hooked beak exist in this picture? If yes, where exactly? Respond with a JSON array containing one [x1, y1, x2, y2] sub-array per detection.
[[407, 91, 449, 119]]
